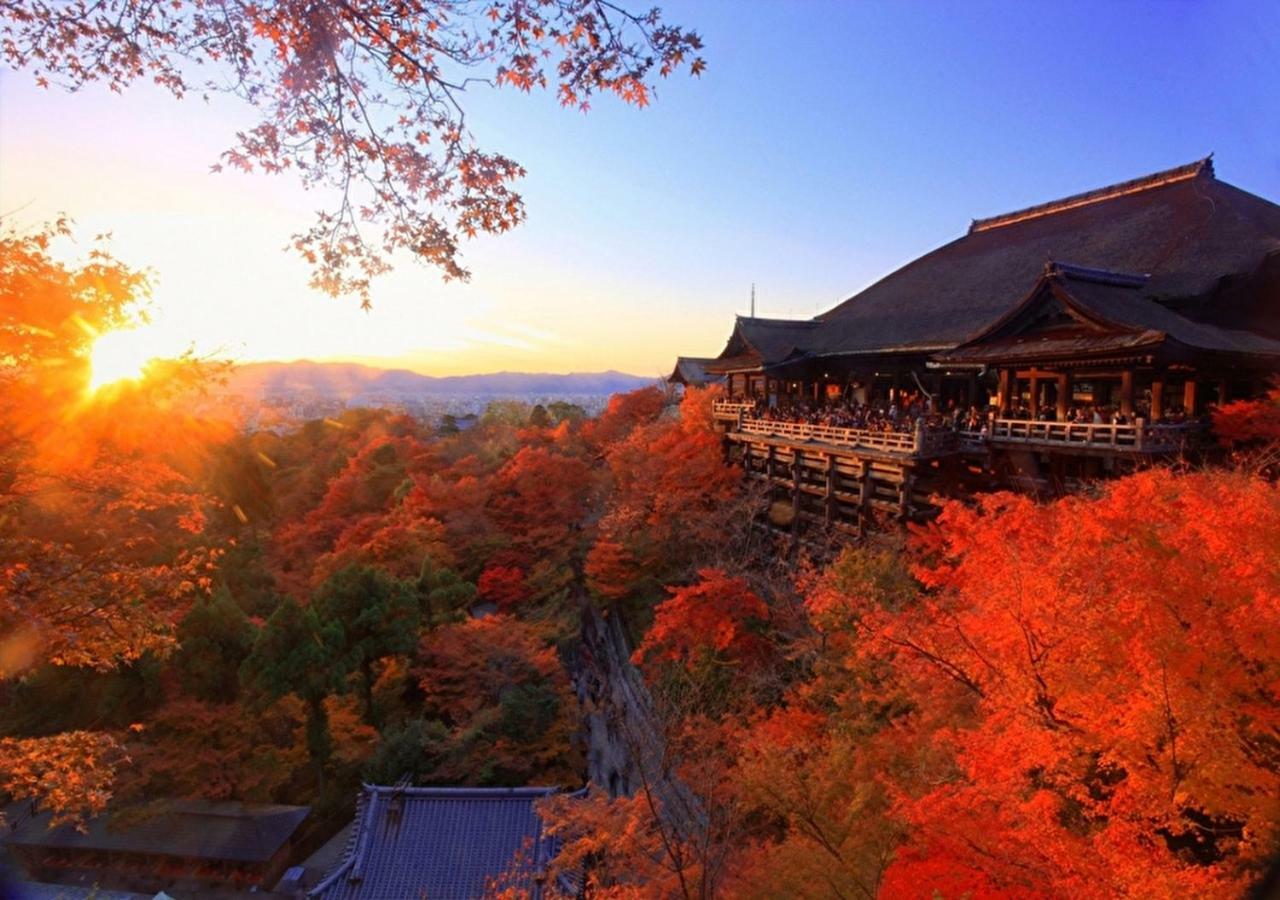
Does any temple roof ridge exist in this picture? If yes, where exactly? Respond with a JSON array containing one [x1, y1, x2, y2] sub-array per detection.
[[969, 157, 1214, 234]]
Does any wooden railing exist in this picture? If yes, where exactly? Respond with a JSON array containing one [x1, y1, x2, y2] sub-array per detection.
[[985, 418, 1204, 452], [712, 400, 756, 420], [719, 403, 1205, 457], [734, 416, 958, 456]]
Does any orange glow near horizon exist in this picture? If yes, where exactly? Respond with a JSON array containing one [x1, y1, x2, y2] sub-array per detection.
[[87, 327, 163, 392]]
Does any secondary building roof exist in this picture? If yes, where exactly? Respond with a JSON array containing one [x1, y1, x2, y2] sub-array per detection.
[[667, 356, 724, 386], [308, 785, 570, 900], [5, 800, 310, 865], [938, 261, 1280, 367]]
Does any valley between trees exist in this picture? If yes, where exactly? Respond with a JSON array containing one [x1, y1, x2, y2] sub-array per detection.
[[2, 227, 1280, 897]]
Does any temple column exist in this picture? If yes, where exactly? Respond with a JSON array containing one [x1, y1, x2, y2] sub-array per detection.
[[1217, 378, 1230, 405], [997, 369, 1011, 414], [1150, 375, 1165, 421], [1028, 373, 1040, 418], [1120, 370, 1134, 418], [1056, 373, 1070, 421], [1183, 377, 1198, 414]]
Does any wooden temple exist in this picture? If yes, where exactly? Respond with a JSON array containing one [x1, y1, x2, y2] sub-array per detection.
[[676, 158, 1280, 533]]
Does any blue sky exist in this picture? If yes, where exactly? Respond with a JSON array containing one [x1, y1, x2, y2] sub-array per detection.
[[1, 0, 1277, 375]]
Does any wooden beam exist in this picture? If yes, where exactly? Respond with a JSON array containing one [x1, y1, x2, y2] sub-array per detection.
[[791, 458, 802, 536], [1183, 377, 1198, 414], [997, 369, 1011, 413], [1150, 376, 1164, 420], [1028, 373, 1040, 418], [1120, 370, 1134, 417], [825, 454, 836, 525]]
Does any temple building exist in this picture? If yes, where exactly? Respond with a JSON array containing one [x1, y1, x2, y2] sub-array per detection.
[[308, 785, 575, 899], [675, 158, 1280, 531], [3, 799, 310, 893]]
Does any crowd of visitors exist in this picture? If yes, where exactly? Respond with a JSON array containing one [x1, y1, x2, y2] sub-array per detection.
[[997, 401, 1198, 426], [731, 392, 1202, 434], [742, 392, 967, 434]]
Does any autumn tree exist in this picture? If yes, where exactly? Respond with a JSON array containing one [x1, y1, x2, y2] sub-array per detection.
[[0, 221, 223, 821], [173, 587, 256, 703], [843, 470, 1280, 897], [633, 568, 772, 677], [416, 556, 477, 624], [313, 565, 420, 726], [413, 615, 581, 785], [120, 696, 308, 805], [586, 388, 744, 602], [1, 1, 704, 303], [240, 598, 344, 791]]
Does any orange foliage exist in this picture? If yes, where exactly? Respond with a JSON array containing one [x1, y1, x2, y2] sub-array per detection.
[[485, 445, 592, 578], [1, 223, 225, 821], [1214, 383, 1280, 447], [634, 569, 771, 673], [477, 565, 530, 610], [413, 616, 581, 783], [582, 386, 667, 447], [0, 731, 129, 827], [849, 470, 1280, 897]]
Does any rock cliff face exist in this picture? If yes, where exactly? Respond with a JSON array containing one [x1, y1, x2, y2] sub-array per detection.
[[571, 599, 700, 822]]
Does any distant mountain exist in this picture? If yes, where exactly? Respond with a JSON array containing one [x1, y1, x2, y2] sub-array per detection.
[[221, 360, 657, 399]]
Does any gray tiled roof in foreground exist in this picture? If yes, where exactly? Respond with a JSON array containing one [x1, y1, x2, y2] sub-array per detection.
[[5, 800, 310, 865], [308, 785, 566, 900]]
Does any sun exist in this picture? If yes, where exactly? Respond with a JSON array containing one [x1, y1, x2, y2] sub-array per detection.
[[88, 327, 162, 392]]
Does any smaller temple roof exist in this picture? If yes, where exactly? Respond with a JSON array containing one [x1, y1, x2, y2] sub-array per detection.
[[705, 316, 822, 373], [938, 261, 1280, 366], [309, 785, 570, 900], [4, 800, 310, 865], [667, 356, 723, 386]]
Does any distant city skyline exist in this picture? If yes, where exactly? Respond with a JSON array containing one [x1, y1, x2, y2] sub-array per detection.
[[2, 0, 1277, 376]]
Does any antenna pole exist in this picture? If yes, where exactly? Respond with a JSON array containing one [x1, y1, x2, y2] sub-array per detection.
[[750, 283, 756, 318]]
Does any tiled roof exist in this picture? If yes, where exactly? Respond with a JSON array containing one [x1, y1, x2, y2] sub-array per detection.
[[967, 158, 1213, 233], [308, 786, 567, 900], [4, 800, 310, 865], [938, 261, 1280, 364], [693, 159, 1280, 371], [667, 356, 723, 385], [815, 159, 1280, 355]]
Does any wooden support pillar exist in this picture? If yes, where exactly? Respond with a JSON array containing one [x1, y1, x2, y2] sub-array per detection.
[[1120, 370, 1134, 418], [1150, 375, 1165, 421], [1055, 373, 1070, 421], [1028, 373, 1040, 418], [997, 369, 1010, 413], [967, 371, 979, 408], [900, 472, 916, 520], [859, 459, 873, 526], [1183, 377, 1198, 414], [824, 454, 836, 525], [791, 457, 802, 535], [1217, 378, 1230, 406]]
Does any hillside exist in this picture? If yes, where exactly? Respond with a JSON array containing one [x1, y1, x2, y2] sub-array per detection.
[[220, 360, 657, 399]]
